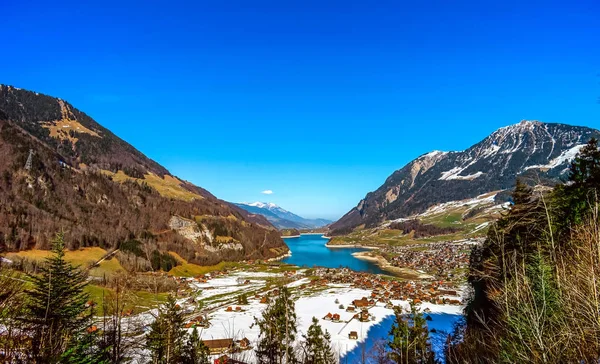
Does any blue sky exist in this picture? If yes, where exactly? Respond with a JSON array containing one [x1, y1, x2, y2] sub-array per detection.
[[2, 0, 599, 220]]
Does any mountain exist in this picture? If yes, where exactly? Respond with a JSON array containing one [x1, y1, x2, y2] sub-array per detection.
[[235, 202, 332, 229], [330, 120, 600, 235], [0, 85, 288, 267]]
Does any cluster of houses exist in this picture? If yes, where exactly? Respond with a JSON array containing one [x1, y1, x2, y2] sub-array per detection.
[[387, 241, 474, 280], [309, 268, 463, 306]]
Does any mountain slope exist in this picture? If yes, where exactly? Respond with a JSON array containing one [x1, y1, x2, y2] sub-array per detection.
[[235, 202, 332, 229], [330, 120, 600, 234], [0, 85, 288, 266]]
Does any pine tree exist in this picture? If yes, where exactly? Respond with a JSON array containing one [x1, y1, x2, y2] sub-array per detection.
[[301, 317, 336, 364], [388, 305, 436, 364], [255, 287, 298, 364], [182, 327, 210, 364], [23, 232, 96, 363], [554, 137, 600, 230], [146, 295, 187, 364]]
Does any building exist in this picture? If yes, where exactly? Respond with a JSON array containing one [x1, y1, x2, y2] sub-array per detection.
[[204, 339, 234, 355], [349, 331, 358, 340], [353, 297, 369, 308]]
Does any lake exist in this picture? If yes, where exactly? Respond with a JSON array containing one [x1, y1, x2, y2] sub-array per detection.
[[341, 312, 462, 363], [282, 234, 386, 274]]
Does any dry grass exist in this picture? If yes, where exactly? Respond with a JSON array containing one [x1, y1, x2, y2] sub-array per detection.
[[168, 261, 238, 277], [41, 100, 101, 145], [6, 247, 106, 268], [89, 258, 126, 278], [102, 170, 202, 202], [6, 247, 126, 277]]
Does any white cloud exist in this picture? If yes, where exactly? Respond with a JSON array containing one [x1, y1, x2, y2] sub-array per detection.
[[261, 190, 274, 195]]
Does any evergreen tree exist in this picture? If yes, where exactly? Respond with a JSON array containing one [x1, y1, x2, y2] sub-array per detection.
[[237, 293, 248, 305], [23, 232, 96, 363], [146, 295, 187, 364], [554, 137, 600, 231], [388, 305, 436, 364], [255, 287, 298, 364], [181, 327, 210, 364], [301, 317, 336, 364]]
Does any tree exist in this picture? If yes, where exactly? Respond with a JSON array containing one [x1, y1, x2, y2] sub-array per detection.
[[146, 295, 187, 364], [237, 293, 248, 305], [181, 327, 210, 364], [255, 287, 298, 364], [554, 138, 600, 231], [0, 266, 27, 362], [388, 305, 436, 364], [301, 317, 336, 364], [22, 232, 99, 363]]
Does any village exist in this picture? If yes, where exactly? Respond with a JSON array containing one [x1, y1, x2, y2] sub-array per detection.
[[158, 263, 465, 363], [387, 240, 477, 279]]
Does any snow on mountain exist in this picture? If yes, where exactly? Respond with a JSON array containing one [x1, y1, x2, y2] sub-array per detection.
[[330, 120, 600, 234], [235, 202, 332, 230]]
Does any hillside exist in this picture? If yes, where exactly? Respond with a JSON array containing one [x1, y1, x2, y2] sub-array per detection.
[[330, 120, 600, 235], [235, 202, 332, 229], [0, 85, 288, 268]]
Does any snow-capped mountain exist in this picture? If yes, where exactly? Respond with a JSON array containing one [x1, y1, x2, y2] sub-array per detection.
[[235, 202, 332, 229], [329, 120, 600, 235]]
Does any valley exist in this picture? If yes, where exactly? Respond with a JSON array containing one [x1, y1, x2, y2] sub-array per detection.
[[0, 85, 598, 363]]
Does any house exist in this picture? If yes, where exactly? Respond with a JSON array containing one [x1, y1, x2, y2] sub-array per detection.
[[238, 337, 251, 350], [204, 338, 234, 355], [226, 306, 233, 312], [332, 313, 341, 322], [260, 296, 270, 304], [346, 306, 355, 312], [87, 325, 98, 333], [359, 310, 370, 322], [349, 331, 358, 340], [353, 297, 369, 308], [323, 313, 333, 321]]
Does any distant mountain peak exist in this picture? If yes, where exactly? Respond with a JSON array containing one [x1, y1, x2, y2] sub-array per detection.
[[330, 120, 600, 234], [236, 202, 332, 230], [245, 201, 279, 209]]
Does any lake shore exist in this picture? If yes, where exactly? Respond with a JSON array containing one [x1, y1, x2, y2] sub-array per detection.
[[325, 243, 380, 250], [281, 234, 301, 238], [352, 251, 432, 279], [267, 251, 292, 261]]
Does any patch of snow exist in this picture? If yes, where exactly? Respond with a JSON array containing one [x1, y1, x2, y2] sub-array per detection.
[[525, 144, 584, 171]]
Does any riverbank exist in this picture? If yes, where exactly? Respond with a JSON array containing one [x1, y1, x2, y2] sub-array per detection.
[[281, 234, 300, 238], [266, 251, 292, 261], [352, 251, 432, 279]]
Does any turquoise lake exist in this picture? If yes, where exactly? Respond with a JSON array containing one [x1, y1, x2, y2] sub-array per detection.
[[282, 234, 386, 274]]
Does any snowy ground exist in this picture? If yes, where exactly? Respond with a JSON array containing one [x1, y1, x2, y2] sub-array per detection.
[[176, 271, 463, 363]]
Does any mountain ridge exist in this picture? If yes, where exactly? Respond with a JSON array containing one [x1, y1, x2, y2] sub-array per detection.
[[0, 84, 288, 267], [329, 120, 600, 235], [235, 202, 332, 229]]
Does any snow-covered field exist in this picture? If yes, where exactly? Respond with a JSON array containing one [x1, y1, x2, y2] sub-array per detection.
[[177, 271, 463, 362]]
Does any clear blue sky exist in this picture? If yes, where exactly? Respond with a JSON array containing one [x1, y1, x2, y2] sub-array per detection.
[[2, 0, 599, 220]]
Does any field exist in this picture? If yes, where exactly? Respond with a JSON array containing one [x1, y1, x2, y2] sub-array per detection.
[[5, 247, 126, 278], [101, 170, 202, 202], [328, 192, 507, 249]]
